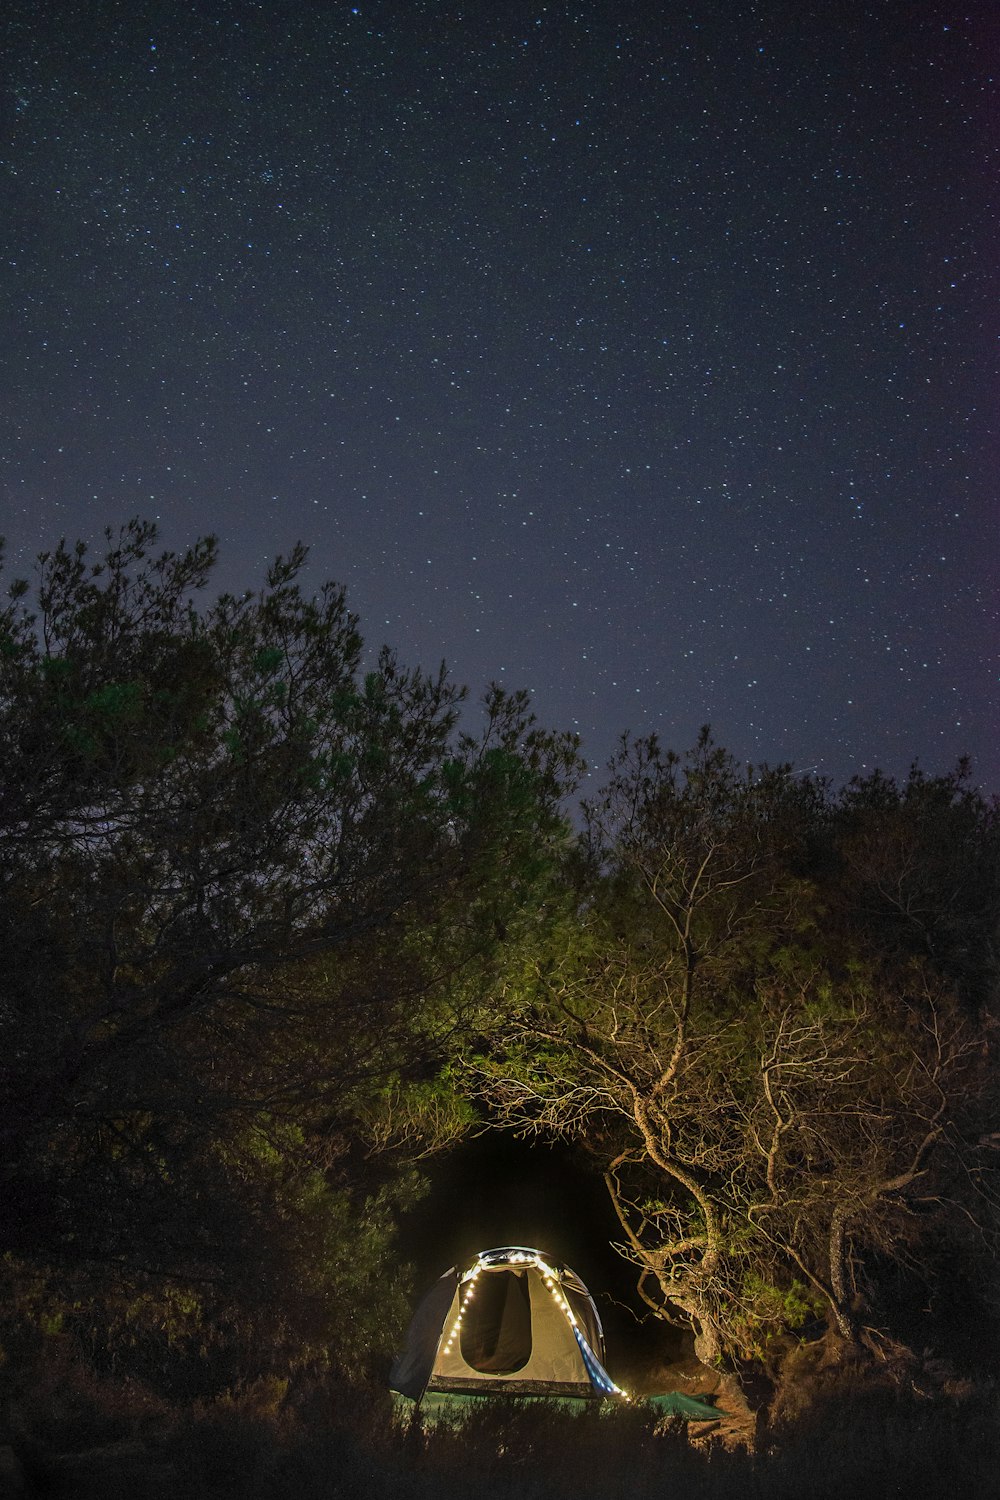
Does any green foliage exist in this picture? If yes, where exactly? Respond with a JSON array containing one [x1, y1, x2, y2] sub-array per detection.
[[0, 520, 580, 1398], [736, 1275, 826, 1355]]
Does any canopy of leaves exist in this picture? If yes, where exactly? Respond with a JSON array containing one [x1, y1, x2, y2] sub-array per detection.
[[0, 521, 581, 1393]]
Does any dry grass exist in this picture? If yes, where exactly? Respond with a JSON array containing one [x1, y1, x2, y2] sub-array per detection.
[[3, 1340, 998, 1500]]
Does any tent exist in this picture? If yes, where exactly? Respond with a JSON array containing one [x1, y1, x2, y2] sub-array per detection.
[[389, 1246, 623, 1402]]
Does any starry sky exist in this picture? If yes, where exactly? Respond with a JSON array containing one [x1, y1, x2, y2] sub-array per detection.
[[2, 0, 997, 791]]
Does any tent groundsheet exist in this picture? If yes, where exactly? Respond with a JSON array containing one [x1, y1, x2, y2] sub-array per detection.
[[391, 1388, 723, 1427]]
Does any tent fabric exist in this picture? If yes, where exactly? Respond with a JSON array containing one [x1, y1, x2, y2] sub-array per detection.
[[388, 1270, 459, 1401], [389, 1246, 621, 1402]]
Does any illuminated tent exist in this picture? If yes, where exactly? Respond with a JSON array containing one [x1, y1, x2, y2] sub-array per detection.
[[389, 1246, 622, 1402]]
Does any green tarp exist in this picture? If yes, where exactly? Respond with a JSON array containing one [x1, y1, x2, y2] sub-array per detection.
[[644, 1391, 723, 1421]]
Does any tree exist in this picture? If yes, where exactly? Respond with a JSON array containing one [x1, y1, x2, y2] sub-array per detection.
[[0, 520, 581, 1389], [474, 732, 999, 1367], [831, 761, 1000, 1010]]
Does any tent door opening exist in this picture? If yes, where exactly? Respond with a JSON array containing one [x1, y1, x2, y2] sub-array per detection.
[[460, 1269, 532, 1374]]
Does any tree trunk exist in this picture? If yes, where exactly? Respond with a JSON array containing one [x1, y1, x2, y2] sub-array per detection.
[[692, 1318, 723, 1367], [828, 1202, 859, 1342]]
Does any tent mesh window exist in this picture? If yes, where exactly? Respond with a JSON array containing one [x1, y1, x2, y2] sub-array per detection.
[[460, 1269, 532, 1374]]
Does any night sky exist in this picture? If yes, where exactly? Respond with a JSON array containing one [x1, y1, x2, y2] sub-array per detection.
[[2, 1, 997, 790]]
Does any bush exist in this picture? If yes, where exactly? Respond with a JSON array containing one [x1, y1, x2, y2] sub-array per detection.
[[4, 1349, 997, 1499]]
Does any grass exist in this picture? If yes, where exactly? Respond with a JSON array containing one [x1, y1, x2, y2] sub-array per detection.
[[3, 1344, 998, 1499]]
